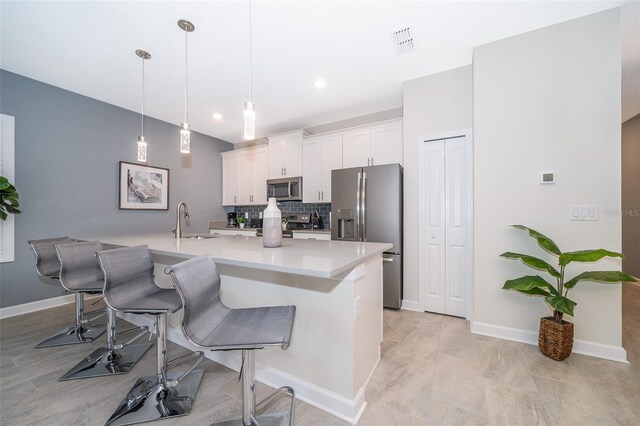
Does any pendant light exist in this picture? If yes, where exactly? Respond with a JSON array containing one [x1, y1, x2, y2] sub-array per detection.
[[135, 49, 151, 162], [178, 19, 195, 154], [243, 0, 255, 140]]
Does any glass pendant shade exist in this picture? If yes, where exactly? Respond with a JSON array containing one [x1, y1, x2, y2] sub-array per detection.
[[180, 122, 191, 153], [243, 101, 256, 140], [137, 136, 148, 162]]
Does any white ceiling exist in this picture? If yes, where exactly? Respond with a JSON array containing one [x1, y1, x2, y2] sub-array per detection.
[[1, 1, 637, 143]]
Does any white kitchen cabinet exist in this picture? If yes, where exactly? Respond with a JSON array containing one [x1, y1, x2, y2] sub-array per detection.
[[221, 151, 239, 206], [303, 135, 342, 203], [341, 120, 403, 168], [222, 146, 268, 206], [210, 228, 257, 237], [238, 146, 268, 205], [268, 130, 305, 178], [292, 231, 331, 241]]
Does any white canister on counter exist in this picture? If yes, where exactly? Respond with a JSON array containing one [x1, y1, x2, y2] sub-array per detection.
[[262, 198, 282, 248]]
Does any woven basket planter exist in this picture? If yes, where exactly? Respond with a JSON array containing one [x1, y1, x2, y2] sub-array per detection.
[[538, 317, 574, 361]]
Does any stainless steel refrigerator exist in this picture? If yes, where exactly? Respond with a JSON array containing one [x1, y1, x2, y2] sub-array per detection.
[[331, 164, 403, 308]]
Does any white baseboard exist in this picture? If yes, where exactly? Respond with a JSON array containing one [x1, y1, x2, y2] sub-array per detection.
[[401, 299, 421, 312], [0, 294, 76, 320], [470, 320, 628, 364], [120, 312, 365, 424]]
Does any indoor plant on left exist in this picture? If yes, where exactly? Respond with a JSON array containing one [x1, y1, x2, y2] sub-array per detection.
[[501, 225, 636, 361], [0, 176, 21, 220]]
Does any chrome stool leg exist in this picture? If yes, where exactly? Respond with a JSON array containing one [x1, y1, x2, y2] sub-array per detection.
[[105, 314, 205, 426], [215, 350, 296, 426], [35, 293, 107, 348], [59, 307, 152, 381]]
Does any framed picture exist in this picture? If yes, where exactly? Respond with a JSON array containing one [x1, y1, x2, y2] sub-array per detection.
[[119, 161, 170, 210]]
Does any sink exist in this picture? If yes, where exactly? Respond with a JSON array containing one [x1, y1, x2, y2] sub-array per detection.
[[182, 234, 220, 239]]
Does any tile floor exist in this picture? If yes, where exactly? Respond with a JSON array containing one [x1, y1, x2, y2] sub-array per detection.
[[1, 284, 638, 426]]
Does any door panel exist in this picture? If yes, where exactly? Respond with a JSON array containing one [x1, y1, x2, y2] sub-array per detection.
[[222, 154, 238, 206], [330, 167, 361, 241], [321, 136, 343, 202], [237, 152, 253, 205], [371, 123, 403, 166], [383, 253, 402, 309], [302, 140, 322, 202], [342, 130, 370, 168], [252, 148, 268, 205], [362, 164, 402, 252], [444, 137, 468, 317], [423, 140, 446, 314]]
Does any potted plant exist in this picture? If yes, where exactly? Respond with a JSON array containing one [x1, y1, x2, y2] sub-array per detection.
[[501, 225, 636, 361], [237, 216, 246, 229], [0, 176, 21, 220]]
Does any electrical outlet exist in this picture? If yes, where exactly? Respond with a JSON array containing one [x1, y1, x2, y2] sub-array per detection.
[[354, 296, 361, 322], [569, 205, 599, 221]]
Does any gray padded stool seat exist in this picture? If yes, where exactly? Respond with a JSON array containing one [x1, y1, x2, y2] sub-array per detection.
[[57, 241, 151, 381], [167, 255, 296, 426], [28, 237, 106, 348], [98, 245, 204, 426]]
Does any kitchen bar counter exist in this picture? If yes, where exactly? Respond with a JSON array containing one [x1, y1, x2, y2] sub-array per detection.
[[90, 232, 389, 278], [209, 225, 332, 234], [81, 231, 386, 423]]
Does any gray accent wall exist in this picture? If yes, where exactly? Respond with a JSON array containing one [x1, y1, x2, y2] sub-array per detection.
[[0, 70, 233, 308], [622, 114, 640, 278]]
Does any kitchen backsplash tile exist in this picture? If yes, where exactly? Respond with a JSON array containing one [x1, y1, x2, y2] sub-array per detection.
[[234, 202, 331, 227]]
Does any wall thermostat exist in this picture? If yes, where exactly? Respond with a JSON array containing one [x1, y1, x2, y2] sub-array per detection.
[[539, 171, 555, 184]]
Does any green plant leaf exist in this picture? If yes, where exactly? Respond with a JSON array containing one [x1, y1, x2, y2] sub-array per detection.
[[0, 176, 9, 191], [4, 205, 21, 214], [500, 252, 561, 278], [502, 275, 557, 297], [0, 210, 6, 220], [565, 271, 638, 288], [544, 295, 577, 316], [512, 225, 562, 256], [559, 249, 624, 266]]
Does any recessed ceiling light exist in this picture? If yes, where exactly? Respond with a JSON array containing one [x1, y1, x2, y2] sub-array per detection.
[[212, 113, 223, 120], [314, 79, 327, 89]]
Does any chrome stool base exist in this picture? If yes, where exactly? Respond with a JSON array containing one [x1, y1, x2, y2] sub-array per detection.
[[34, 324, 106, 348], [215, 411, 292, 426], [105, 368, 205, 426], [59, 342, 152, 381]]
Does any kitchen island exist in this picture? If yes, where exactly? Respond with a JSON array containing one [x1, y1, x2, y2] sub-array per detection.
[[84, 233, 391, 424]]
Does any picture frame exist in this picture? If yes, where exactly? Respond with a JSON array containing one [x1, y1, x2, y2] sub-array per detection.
[[119, 161, 170, 210]]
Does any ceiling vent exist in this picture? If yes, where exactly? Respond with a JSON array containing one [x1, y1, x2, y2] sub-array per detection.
[[392, 27, 416, 54]]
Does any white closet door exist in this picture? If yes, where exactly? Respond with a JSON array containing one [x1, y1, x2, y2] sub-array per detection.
[[422, 136, 469, 317], [444, 136, 468, 317], [423, 140, 446, 314]]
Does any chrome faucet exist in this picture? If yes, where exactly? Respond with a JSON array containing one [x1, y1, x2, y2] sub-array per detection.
[[175, 201, 190, 239]]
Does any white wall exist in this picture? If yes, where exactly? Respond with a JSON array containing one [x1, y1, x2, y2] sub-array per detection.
[[402, 66, 473, 304], [473, 9, 623, 355]]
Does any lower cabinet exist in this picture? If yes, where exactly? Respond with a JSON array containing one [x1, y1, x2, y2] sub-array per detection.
[[209, 228, 258, 237], [292, 232, 331, 241]]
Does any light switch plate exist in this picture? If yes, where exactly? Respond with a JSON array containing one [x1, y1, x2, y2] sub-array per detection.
[[569, 205, 599, 221]]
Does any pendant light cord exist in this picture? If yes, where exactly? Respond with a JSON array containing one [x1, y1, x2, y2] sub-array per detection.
[[184, 29, 189, 123], [249, 0, 252, 101], [141, 56, 145, 137]]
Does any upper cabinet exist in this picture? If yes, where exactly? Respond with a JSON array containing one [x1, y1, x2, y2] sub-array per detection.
[[268, 130, 306, 179], [342, 120, 403, 168], [302, 135, 342, 203], [221, 145, 268, 206]]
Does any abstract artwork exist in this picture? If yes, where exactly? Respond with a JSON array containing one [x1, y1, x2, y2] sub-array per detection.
[[119, 161, 169, 210]]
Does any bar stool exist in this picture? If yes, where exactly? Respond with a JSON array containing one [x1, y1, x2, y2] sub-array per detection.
[[166, 254, 296, 426], [28, 237, 106, 348], [56, 241, 152, 381], [97, 245, 205, 426]]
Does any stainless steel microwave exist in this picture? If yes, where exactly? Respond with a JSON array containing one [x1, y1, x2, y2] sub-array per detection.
[[266, 177, 302, 201]]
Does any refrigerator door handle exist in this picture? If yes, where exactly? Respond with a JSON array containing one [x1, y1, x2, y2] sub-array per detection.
[[356, 171, 362, 236], [382, 257, 393, 263], [362, 171, 367, 241]]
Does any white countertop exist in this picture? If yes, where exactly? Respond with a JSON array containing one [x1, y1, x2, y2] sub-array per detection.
[[84, 233, 391, 278]]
